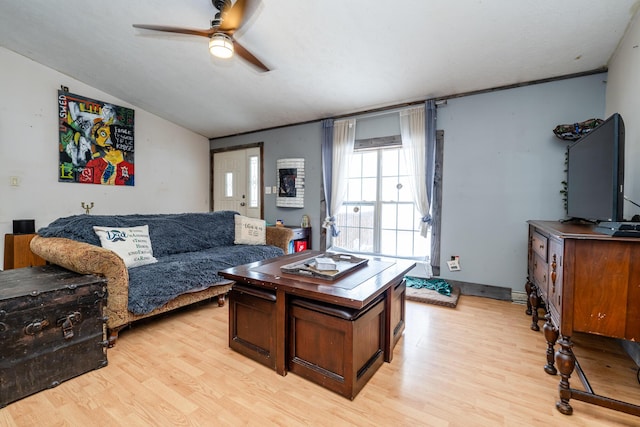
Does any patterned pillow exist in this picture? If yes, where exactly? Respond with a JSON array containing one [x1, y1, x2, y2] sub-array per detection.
[[234, 215, 266, 245], [93, 225, 158, 268]]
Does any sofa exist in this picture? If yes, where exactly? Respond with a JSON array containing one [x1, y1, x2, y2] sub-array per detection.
[[29, 211, 293, 346]]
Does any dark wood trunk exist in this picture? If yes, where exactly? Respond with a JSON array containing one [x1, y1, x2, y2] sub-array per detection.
[[0, 265, 108, 407]]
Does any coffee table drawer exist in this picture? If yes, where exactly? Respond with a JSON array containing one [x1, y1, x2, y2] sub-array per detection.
[[288, 295, 386, 399], [228, 285, 277, 369], [387, 279, 406, 361]]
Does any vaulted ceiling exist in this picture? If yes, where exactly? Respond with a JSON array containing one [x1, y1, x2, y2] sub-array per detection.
[[1, 0, 638, 138]]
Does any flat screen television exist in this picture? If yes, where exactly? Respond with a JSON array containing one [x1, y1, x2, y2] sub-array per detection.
[[566, 112, 625, 223]]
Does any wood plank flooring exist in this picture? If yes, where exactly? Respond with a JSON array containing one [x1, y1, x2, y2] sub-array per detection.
[[2, 295, 639, 426]]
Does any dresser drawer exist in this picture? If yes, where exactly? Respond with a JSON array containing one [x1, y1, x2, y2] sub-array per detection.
[[290, 228, 307, 240], [546, 238, 563, 320], [533, 254, 548, 297], [531, 231, 548, 262]]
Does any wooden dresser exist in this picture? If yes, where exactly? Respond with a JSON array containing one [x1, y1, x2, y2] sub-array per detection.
[[526, 220, 640, 417]]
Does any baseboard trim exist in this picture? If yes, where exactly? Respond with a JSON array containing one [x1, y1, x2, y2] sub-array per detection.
[[439, 279, 512, 301], [511, 291, 528, 305]]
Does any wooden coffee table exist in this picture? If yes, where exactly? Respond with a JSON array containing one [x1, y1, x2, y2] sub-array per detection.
[[219, 251, 415, 399]]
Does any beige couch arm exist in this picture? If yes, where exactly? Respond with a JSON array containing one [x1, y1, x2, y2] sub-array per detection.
[[30, 235, 130, 329], [266, 226, 294, 253]]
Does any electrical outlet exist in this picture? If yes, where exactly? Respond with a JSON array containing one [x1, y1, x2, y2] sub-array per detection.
[[272, 186, 277, 194], [447, 260, 460, 271], [9, 176, 19, 187], [447, 257, 461, 271]]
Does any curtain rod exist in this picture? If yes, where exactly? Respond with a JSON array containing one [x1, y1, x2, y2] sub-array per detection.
[[334, 102, 429, 121]]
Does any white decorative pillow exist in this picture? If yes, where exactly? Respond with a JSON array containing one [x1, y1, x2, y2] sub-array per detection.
[[93, 225, 158, 268], [234, 215, 266, 245]]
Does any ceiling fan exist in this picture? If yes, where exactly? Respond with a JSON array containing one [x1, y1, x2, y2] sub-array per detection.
[[133, 0, 269, 72]]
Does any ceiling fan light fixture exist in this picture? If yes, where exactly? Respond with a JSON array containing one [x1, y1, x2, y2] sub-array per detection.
[[209, 33, 234, 59]]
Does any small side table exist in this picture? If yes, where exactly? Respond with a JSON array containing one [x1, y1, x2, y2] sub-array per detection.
[[284, 226, 311, 252], [4, 234, 46, 270]]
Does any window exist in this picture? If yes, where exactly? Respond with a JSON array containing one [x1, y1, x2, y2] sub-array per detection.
[[332, 146, 430, 259], [248, 154, 259, 208], [224, 172, 233, 197]]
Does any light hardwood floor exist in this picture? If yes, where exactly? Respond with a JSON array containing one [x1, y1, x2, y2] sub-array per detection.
[[2, 295, 639, 426]]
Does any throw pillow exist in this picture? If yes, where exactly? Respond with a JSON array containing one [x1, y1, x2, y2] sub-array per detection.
[[93, 225, 158, 268], [234, 215, 266, 245]]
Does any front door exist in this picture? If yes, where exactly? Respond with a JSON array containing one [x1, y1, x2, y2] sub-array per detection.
[[212, 147, 261, 218]]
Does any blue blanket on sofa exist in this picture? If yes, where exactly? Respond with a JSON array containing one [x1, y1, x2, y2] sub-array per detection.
[[37, 211, 284, 314]]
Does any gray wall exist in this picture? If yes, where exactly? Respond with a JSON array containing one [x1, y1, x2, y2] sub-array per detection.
[[211, 122, 324, 248], [211, 73, 607, 293], [437, 74, 606, 289]]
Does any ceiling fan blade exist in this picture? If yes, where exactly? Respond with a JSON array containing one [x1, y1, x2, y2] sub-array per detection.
[[233, 40, 269, 72], [132, 24, 214, 38], [219, 0, 260, 34]]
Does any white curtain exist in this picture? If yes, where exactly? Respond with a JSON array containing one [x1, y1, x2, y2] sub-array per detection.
[[324, 118, 355, 237], [400, 106, 430, 237]]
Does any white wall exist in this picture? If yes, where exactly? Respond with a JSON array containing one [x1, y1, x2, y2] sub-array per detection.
[[606, 10, 640, 219], [0, 48, 211, 268], [437, 74, 606, 290]]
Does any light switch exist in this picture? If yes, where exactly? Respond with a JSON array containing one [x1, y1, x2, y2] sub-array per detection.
[[265, 186, 271, 194], [272, 186, 277, 194]]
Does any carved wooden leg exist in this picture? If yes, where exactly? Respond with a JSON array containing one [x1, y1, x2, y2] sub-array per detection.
[[525, 281, 533, 315], [107, 327, 121, 348], [528, 283, 540, 331], [543, 312, 558, 375], [555, 336, 575, 415], [217, 294, 226, 307]]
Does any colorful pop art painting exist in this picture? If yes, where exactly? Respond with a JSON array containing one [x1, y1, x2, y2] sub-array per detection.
[[58, 90, 135, 186]]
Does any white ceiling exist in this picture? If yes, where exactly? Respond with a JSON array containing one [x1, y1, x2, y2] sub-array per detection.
[[1, 0, 638, 138]]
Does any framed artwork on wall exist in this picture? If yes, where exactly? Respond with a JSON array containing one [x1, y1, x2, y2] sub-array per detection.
[[276, 158, 304, 208], [57, 89, 135, 186]]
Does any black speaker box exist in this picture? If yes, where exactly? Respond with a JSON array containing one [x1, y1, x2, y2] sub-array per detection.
[[13, 219, 35, 235]]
